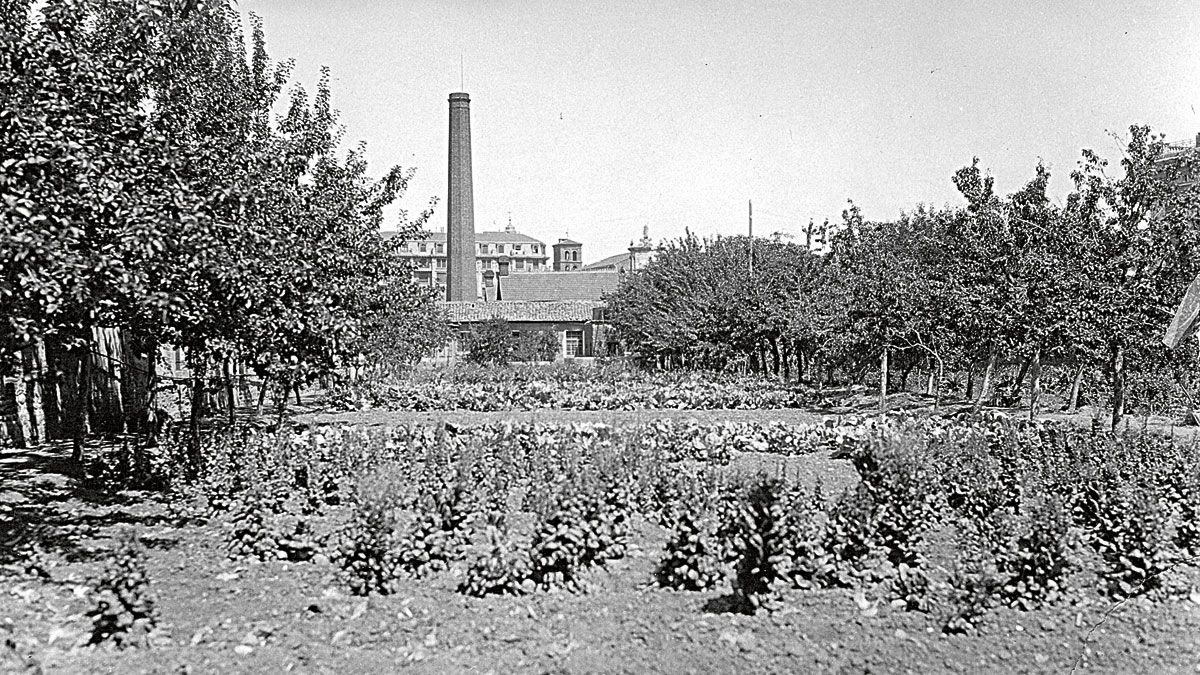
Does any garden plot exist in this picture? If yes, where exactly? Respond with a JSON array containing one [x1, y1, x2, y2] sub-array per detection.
[[2, 416, 1200, 673]]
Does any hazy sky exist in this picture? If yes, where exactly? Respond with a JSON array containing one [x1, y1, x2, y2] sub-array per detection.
[[239, 1, 1200, 261]]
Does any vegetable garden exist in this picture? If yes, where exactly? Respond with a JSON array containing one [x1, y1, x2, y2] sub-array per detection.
[[5, 394, 1200, 672]]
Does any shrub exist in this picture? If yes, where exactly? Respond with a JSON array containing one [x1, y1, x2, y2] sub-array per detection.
[[655, 510, 722, 591], [1092, 484, 1170, 599], [393, 509, 468, 577], [459, 523, 533, 597], [528, 488, 628, 591], [997, 496, 1075, 610], [87, 531, 157, 648], [334, 478, 403, 596], [464, 317, 517, 365], [513, 330, 559, 362], [851, 432, 940, 568], [725, 476, 791, 614], [225, 490, 277, 561]]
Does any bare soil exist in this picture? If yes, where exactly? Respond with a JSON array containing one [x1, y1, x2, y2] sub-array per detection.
[[3, 406, 1200, 674]]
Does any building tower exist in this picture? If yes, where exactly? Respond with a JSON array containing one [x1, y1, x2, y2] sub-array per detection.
[[552, 238, 583, 272], [446, 92, 477, 301]]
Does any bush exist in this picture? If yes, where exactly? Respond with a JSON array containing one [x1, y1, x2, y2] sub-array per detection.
[[393, 479, 472, 577], [334, 477, 403, 596], [528, 488, 628, 591], [459, 523, 533, 597], [464, 317, 517, 365], [998, 496, 1075, 609], [725, 476, 791, 613], [225, 490, 278, 561], [1092, 484, 1170, 599], [87, 531, 157, 649], [655, 510, 722, 591], [513, 330, 559, 362]]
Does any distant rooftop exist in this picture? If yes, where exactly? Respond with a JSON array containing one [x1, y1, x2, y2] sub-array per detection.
[[499, 270, 619, 302], [554, 238, 582, 246], [582, 251, 631, 271], [441, 300, 605, 323]]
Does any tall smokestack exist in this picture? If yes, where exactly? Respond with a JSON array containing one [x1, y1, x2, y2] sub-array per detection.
[[446, 92, 476, 301]]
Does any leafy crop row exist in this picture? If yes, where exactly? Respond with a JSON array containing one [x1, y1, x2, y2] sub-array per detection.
[[325, 367, 812, 412]]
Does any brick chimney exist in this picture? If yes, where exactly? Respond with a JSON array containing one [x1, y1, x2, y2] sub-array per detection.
[[446, 93, 476, 301]]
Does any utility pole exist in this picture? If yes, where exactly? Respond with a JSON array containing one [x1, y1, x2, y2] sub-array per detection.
[[748, 199, 754, 277]]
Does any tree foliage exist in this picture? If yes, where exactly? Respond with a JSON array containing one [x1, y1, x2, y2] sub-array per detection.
[[1, 0, 445, 451], [607, 126, 1200, 426]]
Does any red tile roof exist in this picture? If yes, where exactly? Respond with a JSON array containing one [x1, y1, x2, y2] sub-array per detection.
[[582, 251, 631, 271], [499, 271, 619, 301], [441, 300, 604, 323]]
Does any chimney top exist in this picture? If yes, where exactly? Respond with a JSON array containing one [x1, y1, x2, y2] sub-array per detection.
[[449, 92, 470, 102]]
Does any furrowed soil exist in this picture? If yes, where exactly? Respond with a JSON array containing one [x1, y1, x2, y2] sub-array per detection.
[[3, 405, 1200, 674]]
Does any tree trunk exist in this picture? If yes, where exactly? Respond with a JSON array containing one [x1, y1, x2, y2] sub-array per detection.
[[1029, 345, 1043, 420], [71, 340, 93, 463], [879, 348, 889, 412], [224, 358, 236, 425], [25, 342, 46, 445], [769, 338, 781, 379], [925, 371, 935, 396], [973, 345, 998, 412], [965, 363, 975, 401], [256, 374, 269, 417], [781, 339, 791, 382], [11, 357, 32, 449], [1009, 356, 1032, 401], [188, 358, 205, 474], [933, 357, 944, 411], [145, 343, 161, 446], [1067, 363, 1085, 412], [1111, 343, 1126, 430]]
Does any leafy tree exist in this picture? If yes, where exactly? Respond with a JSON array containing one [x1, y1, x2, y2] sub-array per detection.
[[465, 318, 517, 366]]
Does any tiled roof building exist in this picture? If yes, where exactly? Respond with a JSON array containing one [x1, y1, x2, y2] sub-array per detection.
[[493, 271, 619, 302], [441, 300, 605, 323]]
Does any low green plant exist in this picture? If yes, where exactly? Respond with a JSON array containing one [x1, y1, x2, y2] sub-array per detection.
[[654, 509, 722, 591], [725, 476, 791, 614], [334, 478, 403, 596], [459, 523, 533, 597], [1092, 485, 1169, 599], [87, 531, 157, 648]]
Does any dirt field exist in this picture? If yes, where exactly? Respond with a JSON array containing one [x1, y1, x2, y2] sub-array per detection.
[[3, 406, 1200, 674]]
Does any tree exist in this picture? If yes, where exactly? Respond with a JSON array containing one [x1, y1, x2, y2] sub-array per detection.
[[465, 318, 517, 366]]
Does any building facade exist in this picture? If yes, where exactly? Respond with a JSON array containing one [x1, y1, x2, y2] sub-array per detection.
[[383, 228, 551, 291], [435, 300, 611, 363]]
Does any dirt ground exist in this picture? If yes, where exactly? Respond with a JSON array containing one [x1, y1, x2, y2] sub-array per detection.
[[3, 405, 1200, 674]]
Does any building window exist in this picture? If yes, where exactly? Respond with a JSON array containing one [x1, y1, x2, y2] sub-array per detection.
[[435, 243, 444, 254], [497, 244, 506, 253], [515, 259, 525, 270], [565, 330, 584, 357], [419, 243, 427, 252]]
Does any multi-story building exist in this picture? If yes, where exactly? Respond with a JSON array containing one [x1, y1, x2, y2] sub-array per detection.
[[382, 225, 551, 290]]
